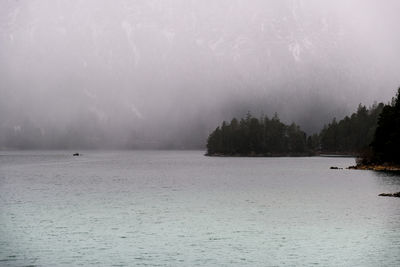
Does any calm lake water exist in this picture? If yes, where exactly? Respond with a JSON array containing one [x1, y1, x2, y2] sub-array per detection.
[[1, 151, 400, 266]]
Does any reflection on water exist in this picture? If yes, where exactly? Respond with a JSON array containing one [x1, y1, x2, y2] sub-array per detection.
[[373, 171, 400, 186], [0, 151, 400, 266]]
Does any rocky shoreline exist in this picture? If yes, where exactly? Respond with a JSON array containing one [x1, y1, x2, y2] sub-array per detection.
[[205, 153, 314, 157], [347, 164, 400, 172]]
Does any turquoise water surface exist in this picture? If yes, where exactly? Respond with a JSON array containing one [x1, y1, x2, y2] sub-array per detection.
[[1, 151, 399, 266]]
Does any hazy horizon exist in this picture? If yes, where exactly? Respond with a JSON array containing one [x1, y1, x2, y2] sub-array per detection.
[[1, 0, 400, 149]]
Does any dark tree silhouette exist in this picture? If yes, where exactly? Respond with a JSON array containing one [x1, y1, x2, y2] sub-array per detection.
[[206, 113, 308, 156], [319, 103, 384, 154], [207, 100, 387, 157], [370, 88, 400, 164]]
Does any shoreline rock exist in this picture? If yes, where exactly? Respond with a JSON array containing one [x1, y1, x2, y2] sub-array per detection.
[[330, 166, 343, 170], [347, 164, 400, 172]]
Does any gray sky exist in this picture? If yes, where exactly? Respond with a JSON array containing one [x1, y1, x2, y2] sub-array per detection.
[[1, 0, 400, 149]]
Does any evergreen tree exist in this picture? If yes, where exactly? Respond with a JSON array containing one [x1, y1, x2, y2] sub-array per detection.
[[207, 96, 388, 157], [370, 88, 400, 164], [319, 103, 384, 153], [206, 113, 309, 156]]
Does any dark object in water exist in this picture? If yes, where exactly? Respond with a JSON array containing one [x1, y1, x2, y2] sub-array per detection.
[[330, 166, 343, 170], [379, 192, 400, 198], [73, 153, 80, 156]]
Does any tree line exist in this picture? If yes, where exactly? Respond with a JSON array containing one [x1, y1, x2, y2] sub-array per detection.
[[318, 103, 384, 154], [207, 92, 396, 158], [206, 113, 309, 156], [367, 88, 400, 165]]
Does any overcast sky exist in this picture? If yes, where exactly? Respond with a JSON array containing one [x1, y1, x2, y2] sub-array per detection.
[[1, 0, 400, 149]]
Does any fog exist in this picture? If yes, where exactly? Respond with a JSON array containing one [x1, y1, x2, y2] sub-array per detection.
[[1, 0, 400, 149]]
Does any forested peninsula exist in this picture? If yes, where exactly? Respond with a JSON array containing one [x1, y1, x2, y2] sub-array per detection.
[[206, 88, 400, 166], [206, 113, 309, 156]]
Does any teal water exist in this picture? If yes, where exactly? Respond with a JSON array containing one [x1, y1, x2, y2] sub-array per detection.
[[1, 151, 400, 266]]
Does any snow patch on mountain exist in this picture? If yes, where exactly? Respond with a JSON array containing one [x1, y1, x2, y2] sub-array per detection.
[[130, 104, 144, 120], [88, 107, 108, 122], [121, 20, 140, 67], [288, 41, 301, 62]]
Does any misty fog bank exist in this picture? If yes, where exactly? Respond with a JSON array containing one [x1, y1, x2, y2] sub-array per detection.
[[1, 0, 400, 149]]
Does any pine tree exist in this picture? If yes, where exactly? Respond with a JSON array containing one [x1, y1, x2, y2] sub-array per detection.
[[370, 88, 400, 164]]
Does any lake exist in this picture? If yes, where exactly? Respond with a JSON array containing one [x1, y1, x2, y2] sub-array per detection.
[[1, 151, 400, 266]]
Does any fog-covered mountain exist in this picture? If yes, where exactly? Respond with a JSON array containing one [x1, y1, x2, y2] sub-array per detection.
[[1, 0, 400, 149]]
